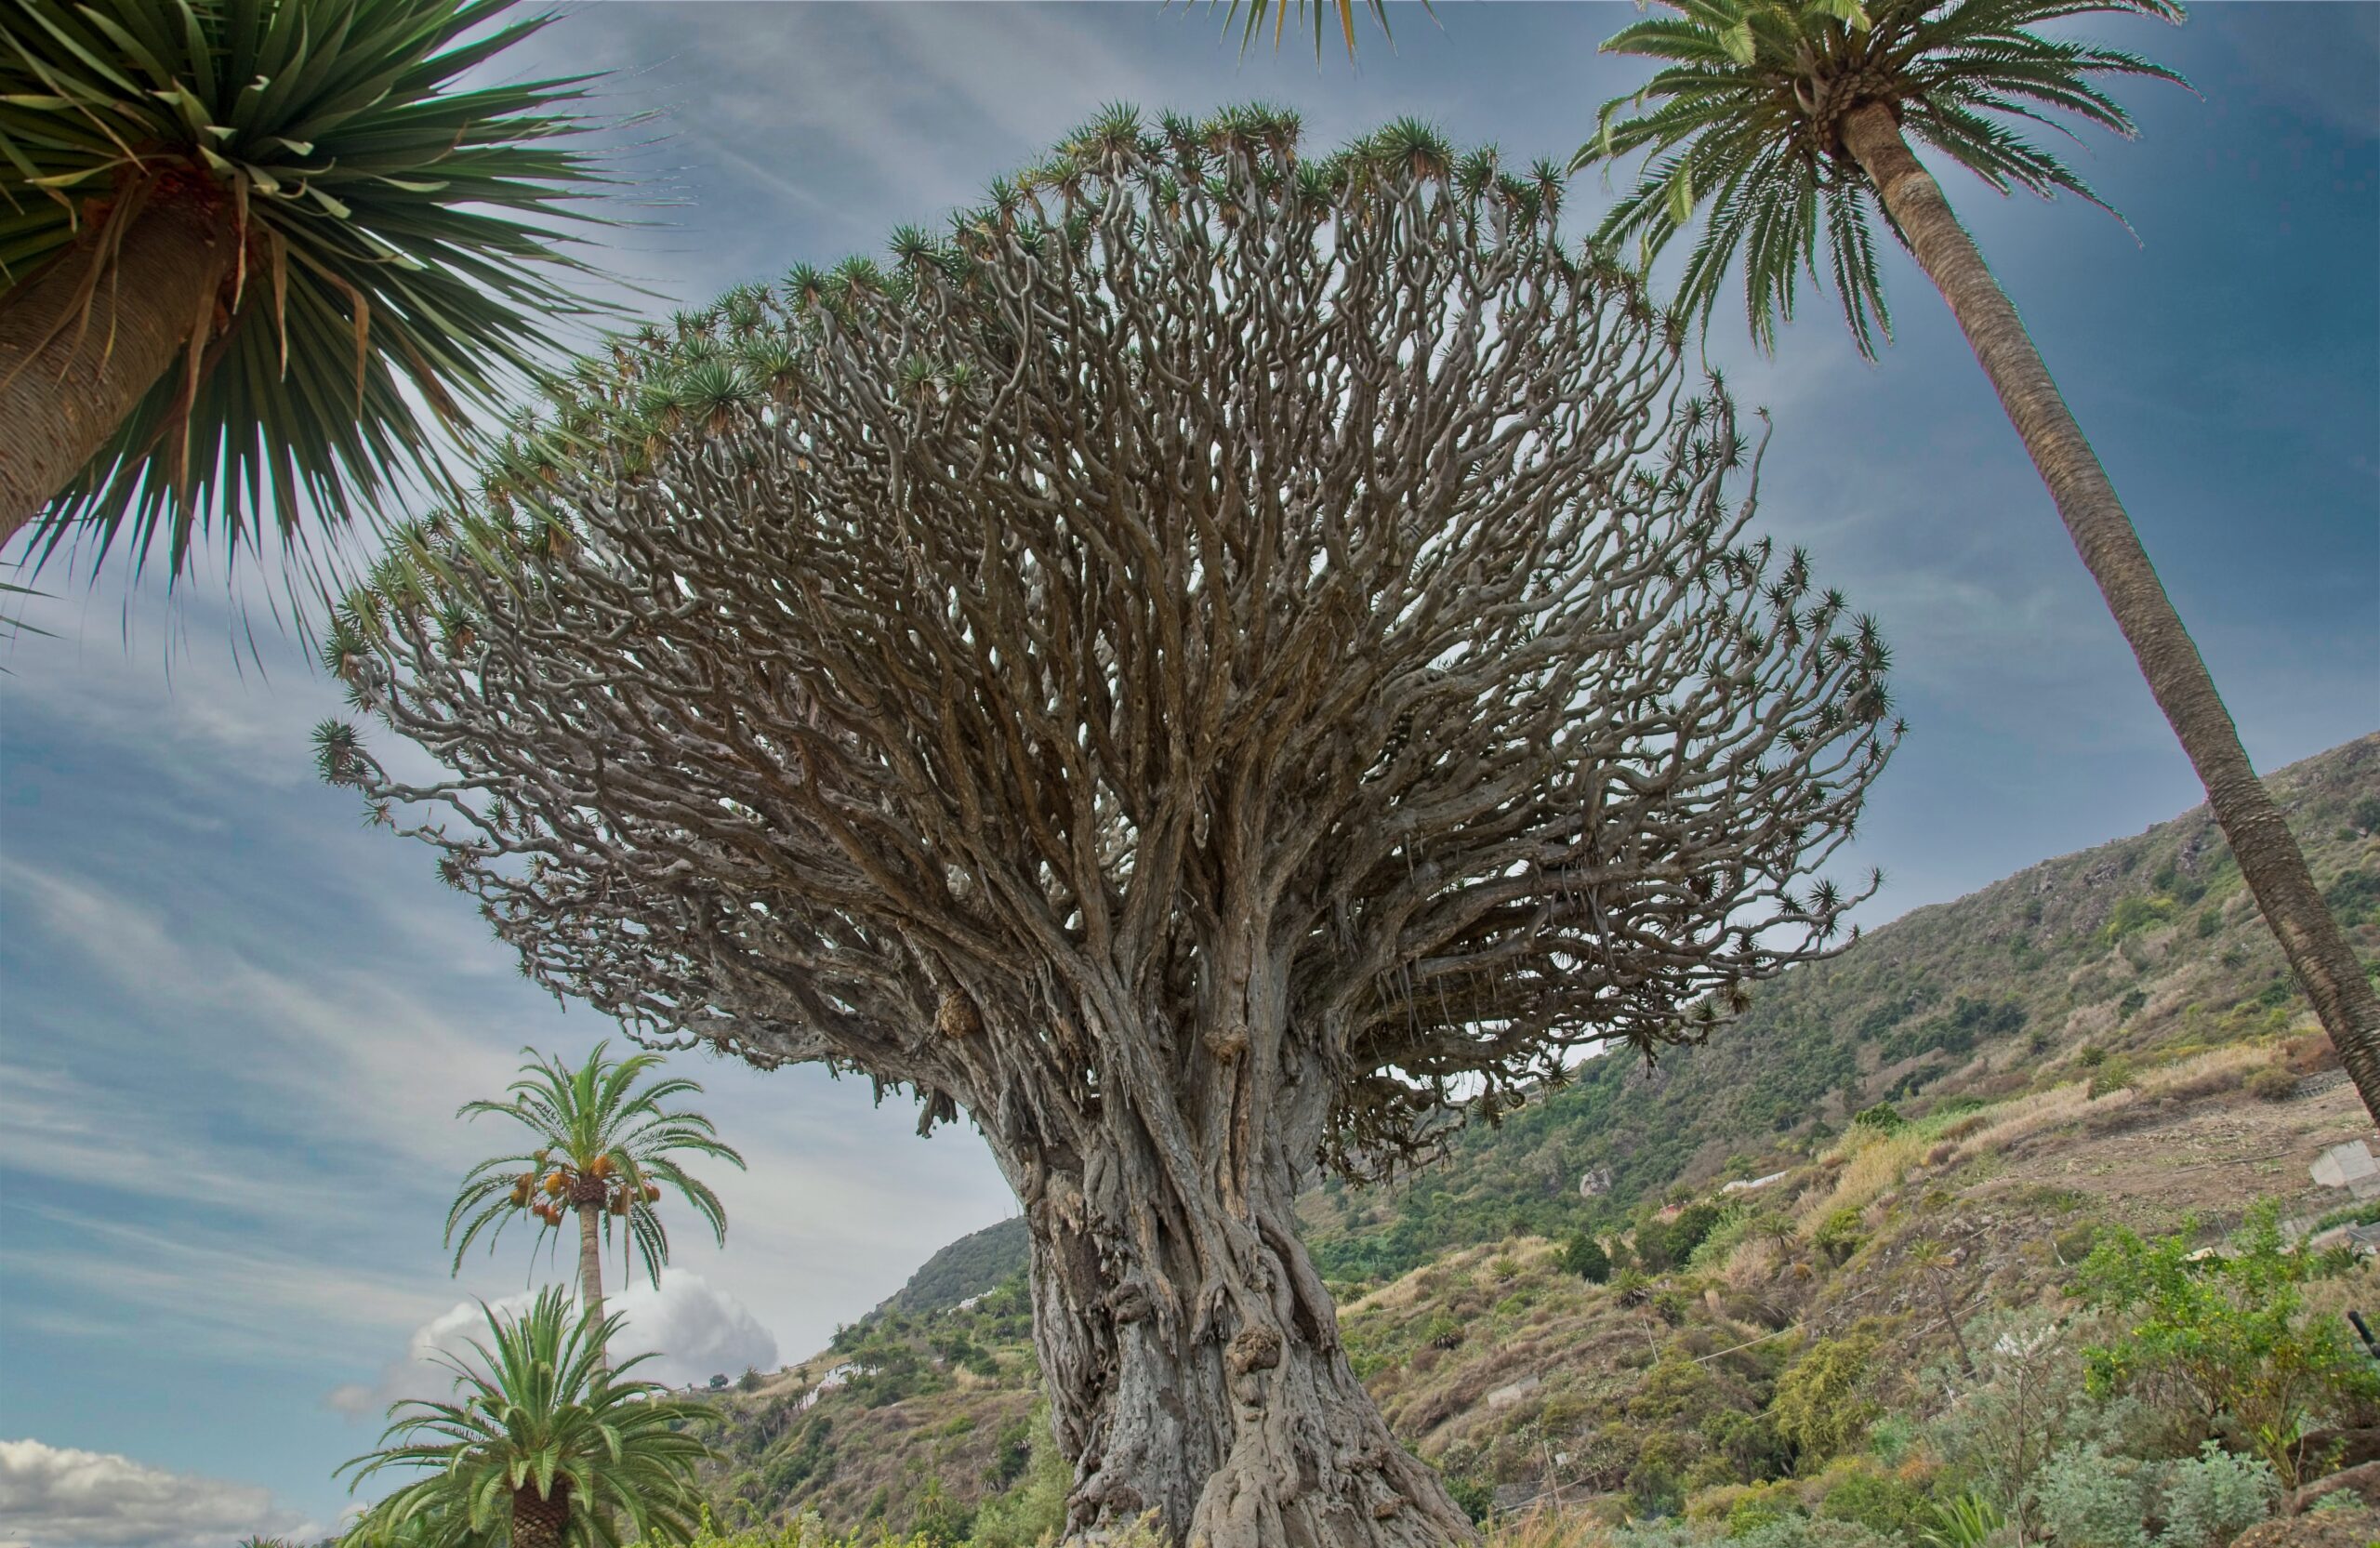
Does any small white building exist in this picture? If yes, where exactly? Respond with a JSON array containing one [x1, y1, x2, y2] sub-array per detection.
[[2310, 1141, 2380, 1201]]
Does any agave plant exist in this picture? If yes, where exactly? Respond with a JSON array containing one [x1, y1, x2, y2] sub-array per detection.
[[446, 1042, 742, 1331], [339, 1288, 710, 1548], [0, 0, 609, 587]]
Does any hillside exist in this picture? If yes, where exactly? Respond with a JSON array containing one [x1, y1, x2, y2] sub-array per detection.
[[690, 734, 2380, 1540]]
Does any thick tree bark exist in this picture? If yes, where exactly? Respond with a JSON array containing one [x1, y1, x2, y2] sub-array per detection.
[[983, 987, 1477, 1548], [0, 179, 232, 545], [1841, 101, 2380, 1124], [509, 1481, 571, 1548]]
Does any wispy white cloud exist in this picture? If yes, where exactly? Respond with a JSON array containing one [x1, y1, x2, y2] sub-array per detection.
[[5, 1204, 458, 1369]]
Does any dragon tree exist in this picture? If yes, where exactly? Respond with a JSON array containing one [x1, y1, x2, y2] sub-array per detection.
[[320, 109, 1899, 1546]]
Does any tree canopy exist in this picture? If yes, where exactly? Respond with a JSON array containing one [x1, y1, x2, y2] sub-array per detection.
[[324, 106, 1895, 1165], [322, 108, 1898, 1541]]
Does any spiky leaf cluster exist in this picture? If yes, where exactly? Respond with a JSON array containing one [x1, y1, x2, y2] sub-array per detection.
[[0, 0, 610, 576], [337, 1289, 710, 1547]]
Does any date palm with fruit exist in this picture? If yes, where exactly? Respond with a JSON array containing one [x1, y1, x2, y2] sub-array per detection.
[[444, 1042, 742, 1331]]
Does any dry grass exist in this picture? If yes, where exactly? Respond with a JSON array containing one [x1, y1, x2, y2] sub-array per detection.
[[1483, 1506, 1620, 1546], [1938, 1079, 2125, 1165], [1717, 1234, 1784, 1290], [2129, 1041, 2267, 1103], [1794, 1127, 1930, 1235]]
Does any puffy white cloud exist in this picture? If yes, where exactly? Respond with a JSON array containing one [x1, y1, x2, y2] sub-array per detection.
[[612, 1271, 781, 1390], [0, 1438, 313, 1548], [327, 1271, 778, 1418]]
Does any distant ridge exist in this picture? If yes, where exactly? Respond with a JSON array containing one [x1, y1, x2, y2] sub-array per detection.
[[871, 1214, 1029, 1317]]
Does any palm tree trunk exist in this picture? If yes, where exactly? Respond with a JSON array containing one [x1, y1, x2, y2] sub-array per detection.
[[0, 180, 233, 544], [1840, 101, 2380, 1125], [510, 1480, 572, 1548], [575, 1198, 606, 1364]]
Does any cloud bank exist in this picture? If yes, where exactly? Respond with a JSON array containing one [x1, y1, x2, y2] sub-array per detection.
[[0, 1438, 311, 1548], [327, 1270, 778, 1418]]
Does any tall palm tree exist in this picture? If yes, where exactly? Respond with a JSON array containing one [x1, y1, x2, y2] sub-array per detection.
[[1569, 0, 2380, 1122], [0, 0, 607, 587], [447, 1042, 742, 1332], [339, 1289, 711, 1548]]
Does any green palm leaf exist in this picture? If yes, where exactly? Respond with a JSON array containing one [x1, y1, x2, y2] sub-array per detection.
[[0, 0, 615, 581], [1570, 0, 2185, 357], [446, 1040, 743, 1300], [338, 1289, 711, 1547]]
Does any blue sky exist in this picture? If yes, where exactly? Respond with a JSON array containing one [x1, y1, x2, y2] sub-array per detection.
[[0, 4, 2373, 1542]]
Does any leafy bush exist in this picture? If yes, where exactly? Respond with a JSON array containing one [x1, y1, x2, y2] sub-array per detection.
[[1562, 1232, 1614, 1284], [2086, 1056, 2136, 1101], [1814, 1466, 1931, 1537], [1811, 1209, 1865, 1266], [2072, 1203, 2380, 1484], [2325, 868, 2380, 929], [2033, 1445, 2152, 1548], [1732, 1519, 1899, 1548], [2105, 895, 2179, 945], [1919, 1309, 2147, 1526], [969, 1407, 1069, 1548], [2241, 1065, 2298, 1104], [2157, 1442, 2280, 1548], [1439, 1469, 1494, 1525], [1773, 1330, 1882, 1467]]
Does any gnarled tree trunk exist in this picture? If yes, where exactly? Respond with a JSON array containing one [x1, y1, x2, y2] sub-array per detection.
[[0, 179, 231, 544], [1840, 101, 2380, 1125], [980, 966, 1476, 1548]]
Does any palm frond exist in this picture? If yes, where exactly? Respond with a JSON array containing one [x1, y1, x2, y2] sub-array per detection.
[[339, 1290, 710, 1545], [1572, 0, 2186, 357], [0, 0, 621, 586]]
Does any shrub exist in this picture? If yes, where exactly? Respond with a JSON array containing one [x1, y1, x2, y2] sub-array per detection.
[[1726, 1488, 1803, 1534], [2105, 895, 2179, 945], [2086, 1056, 2136, 1101], [2326, 869, 2380, 929], [1774, 1330, 1882, 1467], [2033, 1445, 2152, 1548], [1815, 1466, 1931, 1538], [1562, 1232, 1614, 1284], [2241, 1065, 2298, 1104], [1439, 1469, 1494, 1525], [2072, 1202, 2380, 1484], [1918, 1309, 2143, 1520], [970, 1408, 1069, 1548], [2158, 1441, 2280, 1548], [1851, 1103, 1906, 1131], [1733, 1520, 1899, 1548], [1811, 1208, 1866, 1266]]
